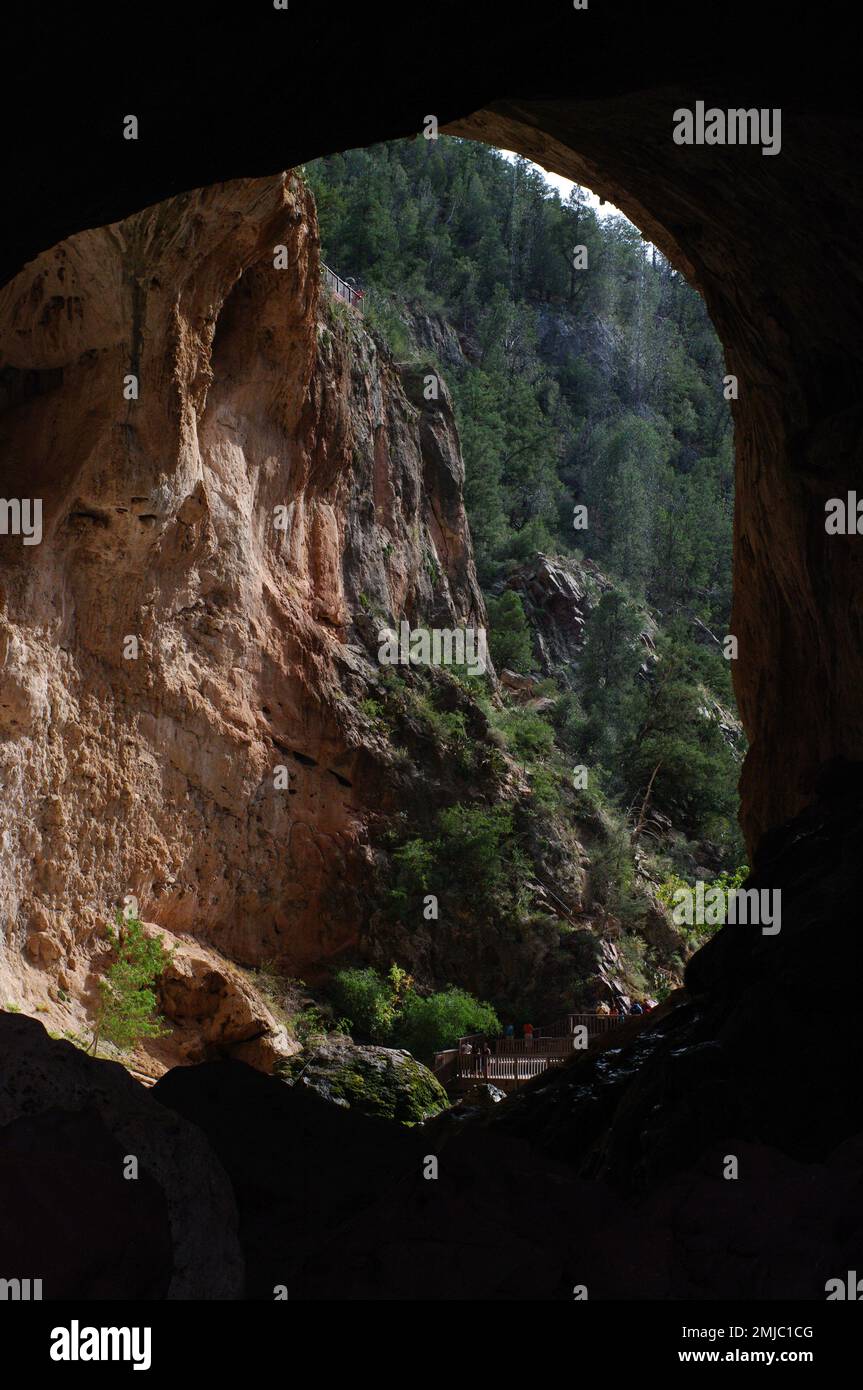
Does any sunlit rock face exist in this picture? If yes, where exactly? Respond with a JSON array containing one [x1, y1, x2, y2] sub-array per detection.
[[0, 172, 484, 1042]]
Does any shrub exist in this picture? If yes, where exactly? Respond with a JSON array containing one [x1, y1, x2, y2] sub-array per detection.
[[91, 911, 172, 1054], [527, 763, 564, 810], [360, 697, 386, 725], [496, 707, 556, 761], [588, 824, 638, 915], [329, 964, 499, 1063], [657, 863, 750, 946], [551, 691, 589, 758], [389, 837, 437, 910], [437, 803, 513, 891], [329, 966, 396, 1042], [486, 590, 534, 673], [397, 987, 500, 1063]]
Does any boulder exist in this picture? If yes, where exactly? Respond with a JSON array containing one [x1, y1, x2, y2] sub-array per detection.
[[500, 668, 539, 694], [0, 1013, 242, 1298], [153, 1059, 424, 1298], [278, 1037, 449, 1124], [151, 925, 300, 1073]]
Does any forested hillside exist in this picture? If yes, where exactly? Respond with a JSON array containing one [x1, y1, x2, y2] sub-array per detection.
[[306, 137, 744, 872], [307, 138, 732, 608]]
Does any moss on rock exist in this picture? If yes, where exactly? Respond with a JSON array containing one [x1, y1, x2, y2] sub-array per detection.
[[279, 1037, 448, 1124]]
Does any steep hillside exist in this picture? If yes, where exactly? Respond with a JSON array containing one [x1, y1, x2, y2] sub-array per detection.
[[0, 170, 689, 1069]]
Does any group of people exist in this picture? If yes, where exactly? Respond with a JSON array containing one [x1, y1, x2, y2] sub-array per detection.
[[596, 998, 658, 1019], [457, 1000, 660, 1073]]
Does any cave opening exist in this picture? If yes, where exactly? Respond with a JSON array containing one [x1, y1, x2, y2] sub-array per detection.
[[2, 5, 862, 1306], [298, 127, 744, 1040]]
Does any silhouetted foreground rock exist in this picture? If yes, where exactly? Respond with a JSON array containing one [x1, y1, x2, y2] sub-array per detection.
[[153, 1060, 423, 1298], [151, 777, 863, 1298], [4, 774, 861, 1299], [0, 1014, 242, 1298], [150, 1053, 862, 1300]]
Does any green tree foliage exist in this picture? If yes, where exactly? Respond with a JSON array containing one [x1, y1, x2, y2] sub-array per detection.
[[306, 135, 733, 627], [91, 911, 172, 1054], [580, 592, 645, 714], [495, 708, 556, 761], [397, 988, 500, 1063], [486, 589, 534, 672], [621, 633, 740, 845], [657, 863, 750, 948], [385, 802, 531, 924], [329, 965, 499, 1062], [306, 136, 743, 868], [329, 965, 413, 1042]]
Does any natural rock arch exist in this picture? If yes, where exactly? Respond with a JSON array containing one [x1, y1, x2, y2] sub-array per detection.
[[2, 4, 861, 852]]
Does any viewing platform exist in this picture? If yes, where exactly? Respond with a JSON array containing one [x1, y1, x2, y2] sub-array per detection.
[[433, 1010, 640, 1093], [321, 262, 364, 312]]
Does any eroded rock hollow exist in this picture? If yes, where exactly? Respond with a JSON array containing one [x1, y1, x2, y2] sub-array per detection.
[[0, 173, 483, 1035]]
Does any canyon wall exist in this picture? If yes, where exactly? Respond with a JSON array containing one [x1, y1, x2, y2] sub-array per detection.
[[0, 173, 483, 1033]]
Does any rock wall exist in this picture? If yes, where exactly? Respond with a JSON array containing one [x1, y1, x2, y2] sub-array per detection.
[[0, 173, 484, 1036]]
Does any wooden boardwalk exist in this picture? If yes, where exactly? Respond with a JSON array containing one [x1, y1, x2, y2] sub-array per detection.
[[434, 1011, 637, 1092]]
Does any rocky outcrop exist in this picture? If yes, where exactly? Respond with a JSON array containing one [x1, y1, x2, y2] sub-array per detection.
[[0, 1012, 242, 1298], [0, 173, 484, 1051], [505, 554, 596, 674], [151, 924, 298, 1073], [504, 553, 656, 679]]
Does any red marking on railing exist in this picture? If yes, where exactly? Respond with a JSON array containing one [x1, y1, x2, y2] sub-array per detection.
[[321, 263, 364, 312]]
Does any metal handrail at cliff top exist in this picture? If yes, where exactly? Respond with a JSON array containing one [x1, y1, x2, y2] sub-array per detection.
[[321, 263, 364, 312]]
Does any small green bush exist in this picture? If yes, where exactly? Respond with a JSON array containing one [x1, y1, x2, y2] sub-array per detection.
[[397, 987, 500, 1063], [437, 803, 514, 891], [91, 911, 172, 1055], [329, 966, 395, 1041], [496, 707, 556, 761], [329, 965, 413, 1042], [389, 837, 436, 908], [360, 697, 386, 725], [329, 965, 498, 1062]]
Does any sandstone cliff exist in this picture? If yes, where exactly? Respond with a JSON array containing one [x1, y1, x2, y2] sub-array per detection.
[[0, 172, 484, 1055]]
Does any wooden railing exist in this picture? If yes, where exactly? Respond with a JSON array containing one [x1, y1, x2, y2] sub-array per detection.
[[321, 263, 364, 312], [458, 1055, 549, 1084], [568, 1012, 624, 1035], [439, 1009, 635, 1089], [495, 1036, 580, 1056], [537, 1013, 624, 1036]]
